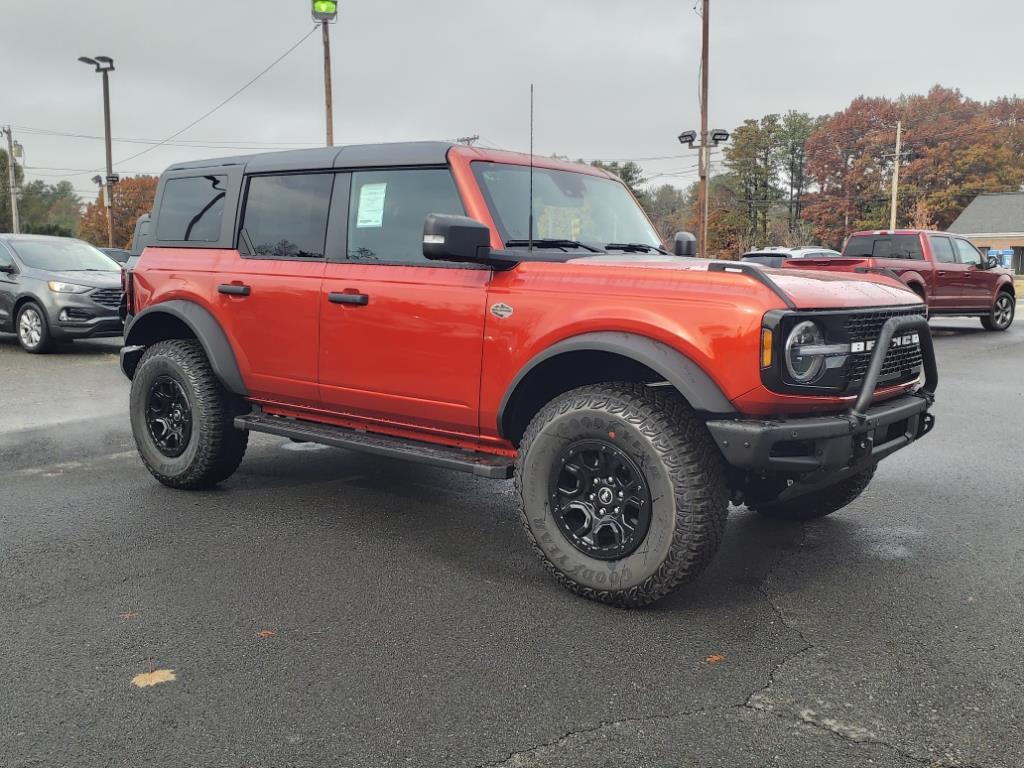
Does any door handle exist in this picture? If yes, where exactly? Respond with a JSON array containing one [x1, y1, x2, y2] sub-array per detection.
[[218, 283, 251, 296], [329, 291, 369, 306], [936, 270, 947, 276]]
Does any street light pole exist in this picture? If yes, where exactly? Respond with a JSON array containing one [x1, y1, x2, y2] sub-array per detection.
[[2, 126, 20, 234], [322, 20, 334, 147], [79, 55, 117, 247], [312, 2, 339, 147], [697, 0, 710, 258]]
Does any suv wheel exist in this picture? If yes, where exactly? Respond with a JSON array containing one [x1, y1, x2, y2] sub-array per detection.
[[750, 466, 876, 521], [981, 291, 1014, 331], [17, 302, 53, 353], [515, 382, 728, 608], [130, 339, 248, 489]]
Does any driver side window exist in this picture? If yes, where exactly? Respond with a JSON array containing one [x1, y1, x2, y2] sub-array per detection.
[[953, 239, 981, 266], [0, 245, 14, 271]]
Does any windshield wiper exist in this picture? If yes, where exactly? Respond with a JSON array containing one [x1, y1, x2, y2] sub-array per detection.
[[504, 238, 602, 253], [604, 242, 668, 254]]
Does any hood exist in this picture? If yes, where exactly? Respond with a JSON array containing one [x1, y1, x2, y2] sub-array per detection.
[[39, 269, 122, 290], [567, 255, 921, 309]]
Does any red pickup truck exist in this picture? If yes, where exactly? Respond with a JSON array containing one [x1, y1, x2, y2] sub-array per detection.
[[782, 230, 1016, 330]]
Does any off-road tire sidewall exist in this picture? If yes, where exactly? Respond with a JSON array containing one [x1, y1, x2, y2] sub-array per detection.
[[129, 339, 246, 489], [516, 383, 728, 606]]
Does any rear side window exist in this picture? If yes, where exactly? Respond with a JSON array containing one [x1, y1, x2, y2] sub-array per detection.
[[928, 236, 956, 264], [345, 169, 465, 264], [241, 173, 334, 259], [845, 234, 923, 260], [156, 175, 228, 242]]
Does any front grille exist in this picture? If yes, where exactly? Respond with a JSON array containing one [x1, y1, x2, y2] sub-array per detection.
[[843, 307, 925, 388], [90, 287, 123, 309]]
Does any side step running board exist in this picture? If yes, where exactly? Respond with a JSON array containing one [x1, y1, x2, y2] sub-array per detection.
[[234, 412, 514, 480]]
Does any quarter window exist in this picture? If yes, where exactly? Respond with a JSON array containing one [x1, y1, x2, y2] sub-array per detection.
[[156, 175, 228, 242], [241, 174, 334, 259], [346, 169, 465, 264], [953, 238, 982, 266]]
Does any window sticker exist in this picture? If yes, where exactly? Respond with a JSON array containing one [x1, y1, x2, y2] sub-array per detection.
[[356, 182, 387, 228]]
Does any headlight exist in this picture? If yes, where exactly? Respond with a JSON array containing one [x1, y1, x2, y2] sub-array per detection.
[[47, 281, 90, 293], [785, 321, 826, 383]]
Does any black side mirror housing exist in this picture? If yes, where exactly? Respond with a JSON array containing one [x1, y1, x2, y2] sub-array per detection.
[[672, 231, 697, 257], [0, 262, 15, 274], [984, 254, 999, 270], [422, 214, 523, 268]]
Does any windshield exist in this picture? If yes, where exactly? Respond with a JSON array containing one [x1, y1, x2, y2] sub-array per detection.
[[472, 162, 661, 250], [9, 239, 121, 272]]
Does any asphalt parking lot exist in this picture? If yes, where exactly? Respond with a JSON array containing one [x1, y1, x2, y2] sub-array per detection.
[[2, 322, 1022, 768]]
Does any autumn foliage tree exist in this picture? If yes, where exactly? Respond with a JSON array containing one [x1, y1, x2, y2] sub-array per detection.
[[79, 175, 158, 248]]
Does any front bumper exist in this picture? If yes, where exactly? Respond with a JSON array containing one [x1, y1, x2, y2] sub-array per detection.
[[45, 291, 124, 340], [707, 315, 937, 475]]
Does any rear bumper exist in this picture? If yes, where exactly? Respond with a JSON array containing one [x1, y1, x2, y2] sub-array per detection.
[[707, 315, 937, 475]]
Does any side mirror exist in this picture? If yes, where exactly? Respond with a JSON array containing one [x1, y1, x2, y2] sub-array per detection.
[[984, 254, 999, 270], [423, 214, 500, 265], [0, 262, 15, 274], [672, 231, 697, 257]]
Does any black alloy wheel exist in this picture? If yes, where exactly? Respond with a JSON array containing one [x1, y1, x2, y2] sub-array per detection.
[[550, 439, 653, 561], [145, 375, 193, 457]]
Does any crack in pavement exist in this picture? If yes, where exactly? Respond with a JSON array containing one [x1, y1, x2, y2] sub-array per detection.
[[473, 704, 735, 768]]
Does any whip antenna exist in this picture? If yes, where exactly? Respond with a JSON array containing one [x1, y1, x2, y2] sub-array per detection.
[[529, 83, 534, 252]]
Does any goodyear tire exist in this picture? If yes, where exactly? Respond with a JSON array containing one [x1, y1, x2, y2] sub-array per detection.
[[751, 466, 876, 521], [980, 291, 1014, 331], [130, 339, 248, 489], [515, 382, 728, 608]]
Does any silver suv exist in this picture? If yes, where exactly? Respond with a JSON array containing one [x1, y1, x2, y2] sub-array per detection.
[[740, 246, 841, 269]]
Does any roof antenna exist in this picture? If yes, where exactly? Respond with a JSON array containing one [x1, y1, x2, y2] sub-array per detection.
[[529, 83, 534, 253]]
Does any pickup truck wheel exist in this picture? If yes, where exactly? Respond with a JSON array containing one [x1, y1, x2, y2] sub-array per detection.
[[750, 466, 876, 521], [981, 291, 1014, 331], [515, 382, 728, 608], [130, 339, 248, 489]]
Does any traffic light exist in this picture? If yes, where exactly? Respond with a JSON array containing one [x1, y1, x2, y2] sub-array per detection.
[[312, 0, 337, 21]]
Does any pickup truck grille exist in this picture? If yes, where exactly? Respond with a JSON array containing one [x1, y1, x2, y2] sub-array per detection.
[[90, 288, 123, 309], [844, 307, 925, 389]]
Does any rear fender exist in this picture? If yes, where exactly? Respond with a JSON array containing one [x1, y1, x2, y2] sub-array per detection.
[[121, 300, 247, 396]]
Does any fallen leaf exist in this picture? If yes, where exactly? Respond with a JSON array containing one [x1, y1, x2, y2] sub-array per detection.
[[706, 653, 726, 664], [131, 669, 176, 688], [119, 611, 140, 620], [255, 630, 276, 638]]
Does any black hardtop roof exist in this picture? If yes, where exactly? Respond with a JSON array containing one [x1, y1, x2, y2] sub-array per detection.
[[164, 141, 456, 175]]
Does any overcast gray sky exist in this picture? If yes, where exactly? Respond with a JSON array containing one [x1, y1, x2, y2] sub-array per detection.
[[3, 0, 1022, 199]]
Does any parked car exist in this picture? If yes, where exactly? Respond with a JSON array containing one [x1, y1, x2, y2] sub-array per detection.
[[99, 247, 132, 264], [780, 230, 1016, 330], [741, 246, 841, 268], [119, 142, 937, 607], [0, 235, 124, 353]]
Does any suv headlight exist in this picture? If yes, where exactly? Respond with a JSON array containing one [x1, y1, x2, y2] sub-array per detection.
[[47, 281, 90, 293], [785, 320, 827, 383]]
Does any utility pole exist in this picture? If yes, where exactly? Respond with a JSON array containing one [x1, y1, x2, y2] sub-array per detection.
[[312, 1, 339, 147], [2, 126, 19, 234], [456, 135, 479, 147], [79, 55, 117, 247], [697, 0, 710, 257], [889, 120, 902, 230]]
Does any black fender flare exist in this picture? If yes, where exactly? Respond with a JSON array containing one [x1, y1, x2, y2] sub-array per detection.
[[497, 331, 736, 436], [121, 300, 248, 396]]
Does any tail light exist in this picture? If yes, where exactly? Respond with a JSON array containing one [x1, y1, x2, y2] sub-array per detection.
[[121, 267, 136, 316]]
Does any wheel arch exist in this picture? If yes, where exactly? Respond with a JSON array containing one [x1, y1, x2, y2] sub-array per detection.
[[122, 300, 248, 396], [498, 332, 735, 446], [996, 277, 1015, 298]]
